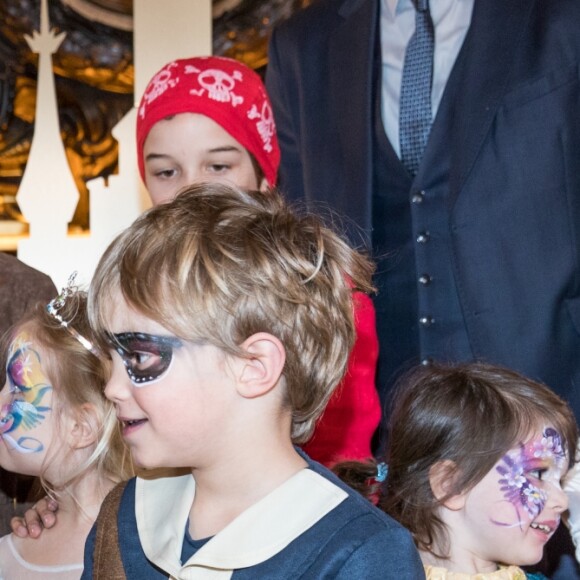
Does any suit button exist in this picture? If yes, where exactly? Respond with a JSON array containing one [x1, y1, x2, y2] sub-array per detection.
[[419, 274, 432, 286], [419, 316, 434, 327], [416, 231, 430, 244], [421, 357, 433, 366], [411, 190, 425, 204]]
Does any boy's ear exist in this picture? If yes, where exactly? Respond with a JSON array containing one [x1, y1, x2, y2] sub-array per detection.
[[429, 460, 466, 511], [235, 332, 285, 398], [68, 403, 100, 450]]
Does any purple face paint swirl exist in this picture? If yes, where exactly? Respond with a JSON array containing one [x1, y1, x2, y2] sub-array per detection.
[[495, 428, 565, 525]]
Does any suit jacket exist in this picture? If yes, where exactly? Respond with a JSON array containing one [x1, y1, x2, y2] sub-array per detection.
[[266, 0, 580, 417]]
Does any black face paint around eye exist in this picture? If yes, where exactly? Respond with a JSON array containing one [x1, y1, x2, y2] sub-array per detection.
[[105, 332, 184, 386]]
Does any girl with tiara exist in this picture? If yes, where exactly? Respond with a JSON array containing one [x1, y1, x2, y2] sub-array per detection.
[[0, 275, 131, 578], [336, 362, 578, 579]]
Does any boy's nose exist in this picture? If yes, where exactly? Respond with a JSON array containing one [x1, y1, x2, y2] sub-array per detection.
[[104, 359, 132, 402]]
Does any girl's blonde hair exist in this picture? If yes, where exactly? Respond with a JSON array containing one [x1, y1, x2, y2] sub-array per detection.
[[88, 183, 375, 442], [8, 291, 131, 500]]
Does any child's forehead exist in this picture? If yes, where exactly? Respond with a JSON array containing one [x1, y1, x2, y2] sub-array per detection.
[[6, 330, 50, 378], [146, 112, 245, 154], [504, 425, 567, 463], [8, 329, 38, 358], [103, 291, 170, 336]]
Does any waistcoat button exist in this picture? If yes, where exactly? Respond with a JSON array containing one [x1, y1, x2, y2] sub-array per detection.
[[411, 190, 425, 204]]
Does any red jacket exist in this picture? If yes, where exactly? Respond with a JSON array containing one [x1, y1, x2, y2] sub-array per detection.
[[303, 292, 381, 466]]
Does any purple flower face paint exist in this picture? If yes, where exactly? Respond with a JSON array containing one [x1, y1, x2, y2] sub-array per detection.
[[496, 428, 566, 525], [0, 332, 53, 455], [451, 426, 569, 570]]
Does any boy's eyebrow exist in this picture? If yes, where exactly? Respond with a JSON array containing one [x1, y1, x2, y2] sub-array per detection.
[[105, 332, 183, 347]]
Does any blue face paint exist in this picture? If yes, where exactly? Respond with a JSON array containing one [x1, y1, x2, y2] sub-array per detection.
[[0, 332, 52, 453]]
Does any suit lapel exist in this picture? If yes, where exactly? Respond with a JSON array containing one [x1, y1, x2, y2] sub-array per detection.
[[427, 0, 531, 207]]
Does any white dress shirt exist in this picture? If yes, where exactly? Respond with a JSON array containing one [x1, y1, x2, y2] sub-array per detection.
[[380, 0, 475, 156]]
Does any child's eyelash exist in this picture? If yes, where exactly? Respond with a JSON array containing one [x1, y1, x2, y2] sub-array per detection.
[[527, 467, 548, 480]]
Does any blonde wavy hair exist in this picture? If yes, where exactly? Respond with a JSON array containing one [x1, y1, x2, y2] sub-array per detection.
[[8, 292, 132, 506], [88, 183, 375, 442]]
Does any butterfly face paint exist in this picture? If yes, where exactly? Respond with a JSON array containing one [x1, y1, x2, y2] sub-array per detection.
[[0, 332, 53, 454], [446, 426, 568, 570], [494, 427, 567, 528], [106, 332, 184, 386]]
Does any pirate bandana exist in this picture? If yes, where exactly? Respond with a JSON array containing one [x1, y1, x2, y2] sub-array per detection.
[[136, 56, 280, 187]]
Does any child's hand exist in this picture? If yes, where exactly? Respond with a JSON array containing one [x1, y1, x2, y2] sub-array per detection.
[[10, 497, 59, 538]]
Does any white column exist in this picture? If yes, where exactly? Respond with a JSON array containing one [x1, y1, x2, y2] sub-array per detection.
[[134, 0, 212, 101], [16, 0, 212, 289]]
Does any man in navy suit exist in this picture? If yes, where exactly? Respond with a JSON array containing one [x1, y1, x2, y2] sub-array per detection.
[[266, 0, 580, 575], [267, 0, 580, 422]]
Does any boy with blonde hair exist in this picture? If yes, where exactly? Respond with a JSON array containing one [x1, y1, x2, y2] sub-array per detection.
[[82, 182, 422, 578]]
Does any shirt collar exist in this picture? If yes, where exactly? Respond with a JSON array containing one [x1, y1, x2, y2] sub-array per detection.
[[382, 0, 468, 22], [135, 469, 348, 579], [383, 0, 404, 20]]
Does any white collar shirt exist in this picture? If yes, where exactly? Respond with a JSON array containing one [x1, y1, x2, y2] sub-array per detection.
[[380, 0, 475, 156]]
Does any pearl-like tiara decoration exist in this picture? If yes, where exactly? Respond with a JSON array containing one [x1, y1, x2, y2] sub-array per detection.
[[46, 271, 98, 355]]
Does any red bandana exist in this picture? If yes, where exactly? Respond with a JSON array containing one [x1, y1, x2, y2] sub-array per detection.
[[136, 56, 280, 187]]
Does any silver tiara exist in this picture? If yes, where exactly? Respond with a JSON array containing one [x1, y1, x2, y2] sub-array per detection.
[[46, 271, 98, 355]]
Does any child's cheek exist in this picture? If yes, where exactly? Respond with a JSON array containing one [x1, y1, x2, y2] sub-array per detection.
[[521, 478, 547, 519]]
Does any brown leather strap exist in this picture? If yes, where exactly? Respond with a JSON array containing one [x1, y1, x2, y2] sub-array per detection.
[[93, 480, 129, 579]]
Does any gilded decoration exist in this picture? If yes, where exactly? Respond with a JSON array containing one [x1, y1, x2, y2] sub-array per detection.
[[0, 0, 310, 233]]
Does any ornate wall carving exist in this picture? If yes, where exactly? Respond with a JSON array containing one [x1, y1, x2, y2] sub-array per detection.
[[0, 0, 309, 232]]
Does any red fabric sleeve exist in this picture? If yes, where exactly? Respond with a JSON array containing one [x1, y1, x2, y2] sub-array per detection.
[[302, 292, 381, 466]]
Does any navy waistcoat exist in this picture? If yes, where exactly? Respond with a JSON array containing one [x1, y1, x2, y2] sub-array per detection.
[[371, 36, 472, 407]]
